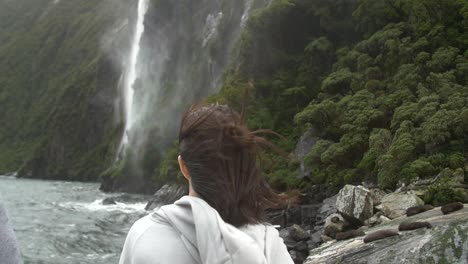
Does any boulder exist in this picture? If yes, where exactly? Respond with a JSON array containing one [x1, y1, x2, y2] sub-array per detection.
[[336, 185, 374, 223], [289, 224, 310, 241], [370, 189, 386, 206], [316, 195, 338, 226], [304, 204, 468, 264], [145, 184, 187, 211], [279, 224, 310, 243], [102, 197, 117, 205], [289, 250, 307, 264], [380, 193, 424, 219], [365, 212, 392, 227], [279, 228, 297, 249]]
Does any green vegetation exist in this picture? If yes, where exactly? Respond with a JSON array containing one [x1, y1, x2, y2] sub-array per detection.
[[0, 0, 126, 180], [210, 0, 468, 191]]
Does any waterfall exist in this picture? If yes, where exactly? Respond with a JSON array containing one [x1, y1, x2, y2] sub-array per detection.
[[118, 0, 149, 157], [113, 0, 270, 174]]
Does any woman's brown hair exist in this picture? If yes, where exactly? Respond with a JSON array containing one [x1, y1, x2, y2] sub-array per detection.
[[179, 103, 283, 227]]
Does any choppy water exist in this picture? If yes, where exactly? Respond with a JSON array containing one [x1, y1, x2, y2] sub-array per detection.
[[0, 176, 150, 264]]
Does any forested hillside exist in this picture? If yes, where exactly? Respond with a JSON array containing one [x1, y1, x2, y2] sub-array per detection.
[[0, 0, 127, 180], [200, 0, 468, 194], [0, 0, 467, 196]]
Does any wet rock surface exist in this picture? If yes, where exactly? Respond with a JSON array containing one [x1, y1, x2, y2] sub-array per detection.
[[304, 204, 468, 264], [145, 183, 187, 210]]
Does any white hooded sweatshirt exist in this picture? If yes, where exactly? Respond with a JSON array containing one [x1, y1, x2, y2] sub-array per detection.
[[119, 196, 294, 264]]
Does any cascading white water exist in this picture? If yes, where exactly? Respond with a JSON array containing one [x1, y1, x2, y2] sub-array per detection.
[[119, 0, 150, 156], [241, 0, 254, 27], [112, 0, 270, 170]]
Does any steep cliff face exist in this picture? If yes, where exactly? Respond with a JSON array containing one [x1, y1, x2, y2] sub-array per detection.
[[0, 0, 269, 190], [100, 0, 271, 193], [0, 0, 130, 180]]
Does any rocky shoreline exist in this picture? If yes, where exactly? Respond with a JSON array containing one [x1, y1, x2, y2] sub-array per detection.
[[142, 181, 468, 264]]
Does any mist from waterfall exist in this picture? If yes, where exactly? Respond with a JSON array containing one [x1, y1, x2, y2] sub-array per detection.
[[113, 0, 271, 181]]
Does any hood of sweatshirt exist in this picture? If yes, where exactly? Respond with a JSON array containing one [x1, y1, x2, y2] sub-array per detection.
[[153, 196, 292, 264]]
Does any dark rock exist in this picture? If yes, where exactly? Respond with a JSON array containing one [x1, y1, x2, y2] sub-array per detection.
[[303, 184, 338, 204], [279, 228, 296, 249], [321, 235, 333, 242], [301, 204, 321, 227], [307, 239, 319, 251], [102, 197, 117, 205], [145, 184, 187, 211], [310, 230, 322, 244], [266, 209, 286, 227], [267, 204, 319, 228], [289, 224, 310, 241], [286, 206, 302, 226], [293, 241, 308, 252], [289, 250, 307, 264]]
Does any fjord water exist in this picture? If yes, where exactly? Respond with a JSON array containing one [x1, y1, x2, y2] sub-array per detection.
[[0, 176, 148, 264]]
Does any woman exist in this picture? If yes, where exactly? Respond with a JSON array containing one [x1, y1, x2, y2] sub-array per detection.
[[119, 104, 294, 264]]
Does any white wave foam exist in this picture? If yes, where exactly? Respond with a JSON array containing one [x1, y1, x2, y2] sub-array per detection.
[[59, 199, 146, 213]]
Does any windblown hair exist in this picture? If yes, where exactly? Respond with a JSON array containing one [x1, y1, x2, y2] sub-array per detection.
[[179, 103, 283, 227]]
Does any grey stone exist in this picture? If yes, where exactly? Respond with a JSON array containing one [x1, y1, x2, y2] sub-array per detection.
[[279, 228, 297, 249], [336, 185, 374, 223], [289, 224, 310, 241], [380, 193, 424, 219], [370, 189, 386, 206]]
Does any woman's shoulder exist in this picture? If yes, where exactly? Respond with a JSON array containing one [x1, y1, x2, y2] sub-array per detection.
[[120, 212, 196, 264]]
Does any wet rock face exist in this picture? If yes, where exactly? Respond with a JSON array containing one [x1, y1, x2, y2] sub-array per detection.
[[279, 224, 310, 264], [305, 204, 468, 264], [294, 129, 318, 179], [336, 185, 374, 223], [145, 183, 187, 210], [380, 193, 424, 219]]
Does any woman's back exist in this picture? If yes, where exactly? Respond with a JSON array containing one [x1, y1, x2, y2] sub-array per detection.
[[119, 104, 294, 263], [119, 196, 293, 264]]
